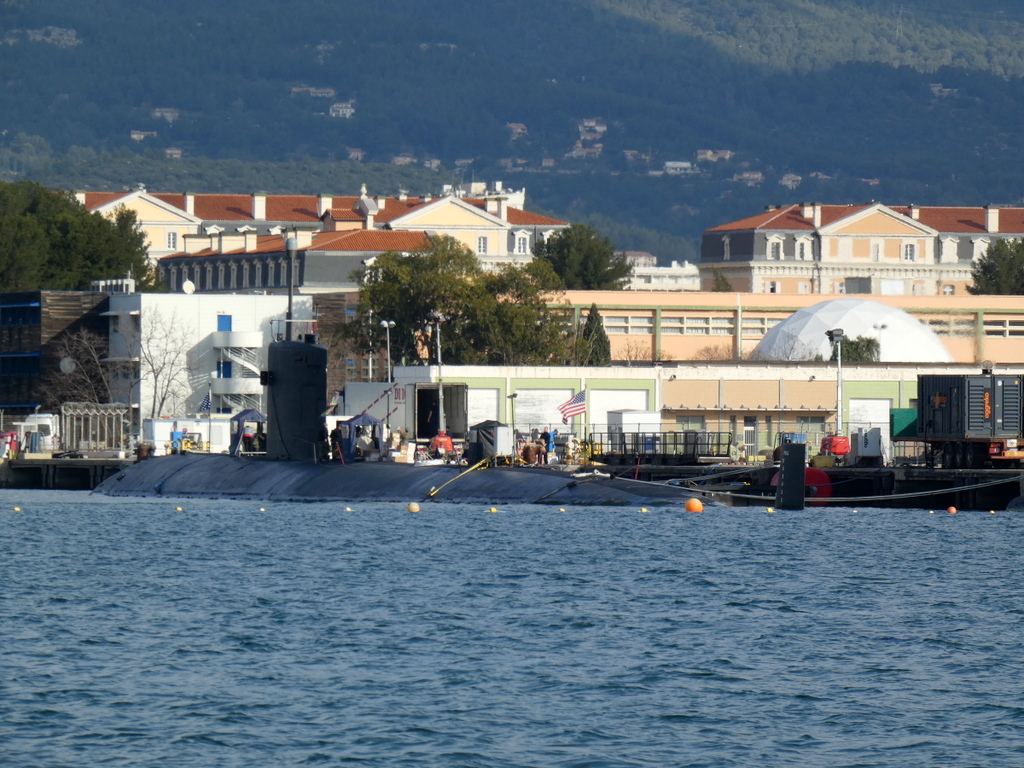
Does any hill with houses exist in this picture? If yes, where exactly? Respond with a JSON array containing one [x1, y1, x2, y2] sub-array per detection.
[[5, 0, 1024, 260]]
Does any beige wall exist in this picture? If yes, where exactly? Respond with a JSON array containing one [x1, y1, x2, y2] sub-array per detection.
[[559, 290, 1024, 365]]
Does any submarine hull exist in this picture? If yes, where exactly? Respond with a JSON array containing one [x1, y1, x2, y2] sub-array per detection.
[[94, 453, 702, 506]]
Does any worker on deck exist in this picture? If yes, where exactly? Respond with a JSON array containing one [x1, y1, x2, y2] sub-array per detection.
[[430, 430, 454, 460]]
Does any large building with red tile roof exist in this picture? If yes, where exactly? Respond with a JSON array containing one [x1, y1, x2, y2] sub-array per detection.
[[700, 202, 1024, 296], [78, 182, 567, 278]]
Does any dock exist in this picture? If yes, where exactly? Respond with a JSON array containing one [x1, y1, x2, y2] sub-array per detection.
[[1, 455, 133, 490], [627, 462, 1024, 511]]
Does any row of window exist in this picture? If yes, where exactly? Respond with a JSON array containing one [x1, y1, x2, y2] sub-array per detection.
[[476, 235, 531, 255], [166, 260, 297, 292], [601, 316, 782, 336]]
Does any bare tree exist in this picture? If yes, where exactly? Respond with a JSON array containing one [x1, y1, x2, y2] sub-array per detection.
[[617, 339, 653, 366], [37, 327, 127, 408], [692, 344, 734, 361], [113, 311, 196, 419]]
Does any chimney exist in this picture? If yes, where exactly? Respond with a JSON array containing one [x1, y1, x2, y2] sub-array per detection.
[[184, 233, 215, 254], [494, 181, 503, 192], [252, 193, 267, 221], [375, 196, 387, 210], [218, 232, 245, 253], [184, 193, 195, 216], [74, 192, 86, 206], [909, 204, 920, 220], [811, 203, 821, 227], [986, 205, 999, 233], [317, 195, 332, 217], [244, 231, 259, 251], [291, 230, 315, 249]]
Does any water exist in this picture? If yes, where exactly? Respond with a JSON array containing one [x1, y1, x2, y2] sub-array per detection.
[[2, 492, 1023, 768]]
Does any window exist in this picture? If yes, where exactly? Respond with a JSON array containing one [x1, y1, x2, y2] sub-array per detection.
[[167, 232, 178, 250], [902, 243, 916, 262], [217, 314, 232, 332], [515, 236, 528, 254], [676, 415, 706, 430], [766, 281, 781, 293], [722, 236, 731, 261], [768, 241, 782, 260], [798, 282, 809, 294], [797, 241, 807, 261], [477, 236, 488, 255], [942, 285, 955, 296], [604, 315, 653, 335]]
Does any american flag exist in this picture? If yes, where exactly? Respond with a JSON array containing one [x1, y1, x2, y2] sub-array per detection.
[[557, 390, 587, 424], [199, 391, 211, 412]]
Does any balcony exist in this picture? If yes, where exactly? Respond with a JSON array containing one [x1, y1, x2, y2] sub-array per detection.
[[212, 331, 263, 349], [211, 377, 263, 396]]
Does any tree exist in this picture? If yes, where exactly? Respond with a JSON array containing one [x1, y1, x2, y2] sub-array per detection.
[[710, 267, 733, 292], [832, 336, 879, 362], [343, 235, 572, 367], [0, 180, 155, 291], [577, 304, 611, 366], [532, 223, 631, 290], [36, 328, 122, 409], [969, 239, 1024, 295]]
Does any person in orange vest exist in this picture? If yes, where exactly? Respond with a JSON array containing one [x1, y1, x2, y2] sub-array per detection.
[[429, 430, 454, 459]]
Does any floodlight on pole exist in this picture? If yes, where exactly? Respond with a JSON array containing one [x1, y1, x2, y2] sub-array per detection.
[[826, 328, 844, 434]]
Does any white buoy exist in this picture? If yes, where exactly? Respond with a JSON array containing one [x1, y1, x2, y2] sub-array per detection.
[[407, 502, 420, 513]]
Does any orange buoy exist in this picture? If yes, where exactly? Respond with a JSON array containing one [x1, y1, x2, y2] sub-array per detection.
[[685, 498, 703, 513], [947, 506, 957, 514]]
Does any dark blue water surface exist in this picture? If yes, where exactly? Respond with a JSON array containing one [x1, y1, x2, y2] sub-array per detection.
[[3, 491, 1024, 767]]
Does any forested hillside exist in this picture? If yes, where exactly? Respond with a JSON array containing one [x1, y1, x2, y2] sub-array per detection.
[[4, 0, 1024, 262]]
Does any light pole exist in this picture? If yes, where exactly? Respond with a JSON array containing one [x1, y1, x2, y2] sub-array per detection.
[[380, 319, 395, 426], [873, 322, 887, 361], [507, 392, 518, 430], [826, 328, 845, 434], [379, 319, 395, 382], [429, 312, 447, 434]]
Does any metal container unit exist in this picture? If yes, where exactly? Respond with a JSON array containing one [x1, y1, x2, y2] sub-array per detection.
[[915, 374, 1024, 467], [917, 374, 1022, 440]]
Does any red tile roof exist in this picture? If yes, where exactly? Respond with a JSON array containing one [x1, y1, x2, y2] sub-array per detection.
[[706, 204, 815, 232], [159, 230, 430, 259], [85, 190, 567, 229], [311, 230, 429, 252], [709, 203, 1024, 235]]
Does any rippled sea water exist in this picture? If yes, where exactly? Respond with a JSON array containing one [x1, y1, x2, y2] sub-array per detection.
[[2, 490, 1024, 767]]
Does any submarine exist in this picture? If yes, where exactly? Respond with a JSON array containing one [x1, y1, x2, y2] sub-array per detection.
[[95, 335, 707, 507]]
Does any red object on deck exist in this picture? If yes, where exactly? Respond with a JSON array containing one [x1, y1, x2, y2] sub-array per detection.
[[820, 434, 851, 456]]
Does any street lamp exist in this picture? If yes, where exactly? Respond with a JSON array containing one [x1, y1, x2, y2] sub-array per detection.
[[825, 328, 845, 434], [379, 319, 395, 382], [428, 311, 447, 434], [507, 392, 518, 430], [873, 322, 887, 361]]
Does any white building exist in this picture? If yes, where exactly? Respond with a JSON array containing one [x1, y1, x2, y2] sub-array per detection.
[[105, 292, 315, 433]]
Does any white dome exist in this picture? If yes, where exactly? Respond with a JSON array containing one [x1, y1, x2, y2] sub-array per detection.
[[752, 298, 953, 363]]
